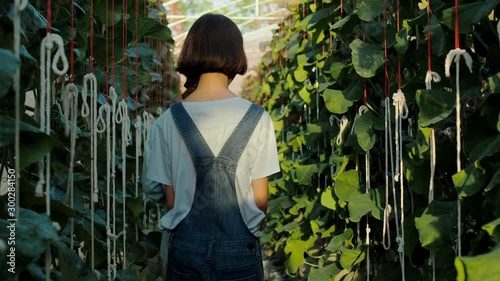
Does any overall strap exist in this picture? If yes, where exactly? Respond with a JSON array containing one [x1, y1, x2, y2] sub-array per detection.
[[218, 104, 264, 162], [170, 103, 215, 161]]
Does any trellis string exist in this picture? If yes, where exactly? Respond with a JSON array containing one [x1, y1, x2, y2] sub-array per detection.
[[445, 0, 473, 257], [13, 0, 28, 223], [393, 89, 408, 281], [110, 89, 118, 278]]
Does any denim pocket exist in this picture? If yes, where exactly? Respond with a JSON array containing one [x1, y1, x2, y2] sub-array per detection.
[[167, 257, 200, 281]]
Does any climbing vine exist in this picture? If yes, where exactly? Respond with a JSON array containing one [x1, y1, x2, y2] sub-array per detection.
[[0, 0, 177, 280], [242, 0, 500, 280]]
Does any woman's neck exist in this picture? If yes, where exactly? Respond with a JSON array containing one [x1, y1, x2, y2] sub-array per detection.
[[183, 72, 237, 101]]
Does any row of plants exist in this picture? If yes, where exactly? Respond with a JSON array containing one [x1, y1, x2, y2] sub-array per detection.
[[0, 0, 177, 280], [241, 0, 500, 280]]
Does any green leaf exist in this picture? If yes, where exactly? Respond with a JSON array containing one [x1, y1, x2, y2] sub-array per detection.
[[485, 168, 500, 193], [308, 263, 342, 281], [347, 189, 383, 222], [442, 1, 499, 34], [452, 161, 486, 199], [416, 89, 455, 127], [298, 85, 312, 104], [340, 248, 366, 270], [414, 201, 457, 250], [354, 111, 377, 151], [321, 187, 337, 210], [334, 170, 362, 202], [294, 67, 308, 82], [356, 0, 383, 21], [0, 115, 55, 169], [482, 218, 500, 242], [395, 28, 409, 54], [56, 241, 98, 281], [284, 239, 306, 274], [134, 17, 173, 43], [489, 72, 500, 94], [349, 39, 385, 78], [427, 16, 446, 56], [455, 247, 500, 281], [323, 89, 353, 114], [296, 164, 322, 185], [0, 48, 20, 98], [326, 228, 354, 252]]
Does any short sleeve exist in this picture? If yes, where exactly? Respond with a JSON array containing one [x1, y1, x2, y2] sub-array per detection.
[[145, 120, 173, 186], [250, 112, 280, 179]]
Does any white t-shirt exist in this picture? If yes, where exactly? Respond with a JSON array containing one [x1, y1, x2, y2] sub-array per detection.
[[144, 97, 280, 236]]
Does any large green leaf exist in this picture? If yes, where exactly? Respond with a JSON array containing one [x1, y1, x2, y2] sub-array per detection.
[[326, 228, 354, 252], [56, 241, 98, 281], [134, 17, 173, 43], [347, 189, 383, 222], [414, 201, 457, 250], [356, 0, 383, 21], [482, 218, 500, 242], [416, 89, 455, 127], [323, 89, 353, 114], [334, 170, 362, 202], [354, 111, 377, 151], [452, 161, 486, 199], [284, 239, 306, 274], [321, 187, 337, 211], [0, 48, 20, 98], [489, 72, 500, 94], [308, 263, 342, 281], [441, 1, 499, 34], [394, 28, 409, 54], [455, 247, 500, 281], [0, 115, 55, 169], [349, 39, 385, 78], [339, 248, 366, 270]]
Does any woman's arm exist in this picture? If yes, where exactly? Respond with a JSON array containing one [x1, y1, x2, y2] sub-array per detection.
[[251, 177, 268, 213], [165, 185, 175, 210]]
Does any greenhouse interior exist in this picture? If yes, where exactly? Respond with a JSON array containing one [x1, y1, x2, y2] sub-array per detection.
[[1, 0, 500, 280]]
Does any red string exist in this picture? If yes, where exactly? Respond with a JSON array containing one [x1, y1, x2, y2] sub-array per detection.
[[122, 0, 128, 100], [112, 0, 115, 86], [135, 0, 139, 116], [90, 0, 94, 72], [454, 0, 460, 48], [46, 0, 52, 33], [427, 4, 432, 72], [383, 0, 389, 97], [70, 0, 75, 82], [396, 0, 401, 89], [105, 0, 109, 101], [340, 0, 344, 18]]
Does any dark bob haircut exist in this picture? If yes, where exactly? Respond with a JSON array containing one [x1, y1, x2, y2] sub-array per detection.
[[176, 14, 247, 83]]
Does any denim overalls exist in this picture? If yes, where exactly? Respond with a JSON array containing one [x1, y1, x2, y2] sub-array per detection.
[[167, 102, 265, 281]]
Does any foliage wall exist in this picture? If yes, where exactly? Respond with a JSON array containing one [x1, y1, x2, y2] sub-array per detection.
[[0, 0, 177, 280], [241, 0, 500, 280]]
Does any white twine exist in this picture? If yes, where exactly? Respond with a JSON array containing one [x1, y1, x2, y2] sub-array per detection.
[[116, 99, 131, 267], [497, 21, 500, 48], [82, 73, 99, 271], [425, 70, 441, 91], [63, 84, 78, 251], [335, 116, 349, 146], [358, 106, 371, 281], [426, 65, 439, 281], [96, 101, 113, 281], [135, 116, 143, 198], [445, 48, 472, 257], [39, 30, 68, 281], [156, 106, 163, 116], [393, 89, 408, 281], [36, 33, 69, 199], [382, 97, 397, 251], [110, 89, 118, 279]]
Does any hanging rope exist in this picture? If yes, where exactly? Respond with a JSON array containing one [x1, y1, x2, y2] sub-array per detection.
[[110, 89, 118, 279], [425, 4, 440, 280], [445, 0, 473, 257], [393, 89, 408, 281], [13, 0, 28, 222], [116, 99, 131, 267]]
